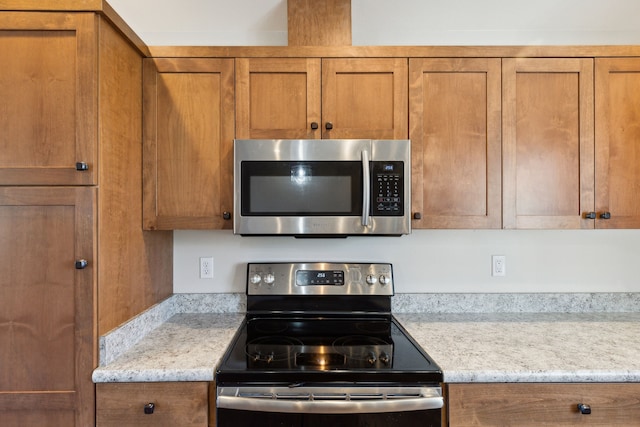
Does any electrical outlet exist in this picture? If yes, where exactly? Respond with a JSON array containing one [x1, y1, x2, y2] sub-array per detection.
[[200, 257, 214, 279], [492, 255, 506, 277]]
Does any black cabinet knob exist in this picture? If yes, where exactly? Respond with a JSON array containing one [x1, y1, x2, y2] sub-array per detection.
[[143, 402, 155, 414], [75, 162, 89, 171], [584, 212, 596, 219], [325, 122, 333, 130], [600, 212, 611, 219], [577, 403, 591, 414], [310, 122, 319, 130], [413, 212, 422, 220], [222, 211, 231, 220], [75, 259, 88, 269]]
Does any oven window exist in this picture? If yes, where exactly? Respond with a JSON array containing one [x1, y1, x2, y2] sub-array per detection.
[[241, 161, 362, 216], [217, 408, 441, 427]]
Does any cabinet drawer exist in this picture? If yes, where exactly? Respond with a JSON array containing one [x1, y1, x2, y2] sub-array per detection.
[[447, 383, 640, 426], [96, 382, 209, 427]]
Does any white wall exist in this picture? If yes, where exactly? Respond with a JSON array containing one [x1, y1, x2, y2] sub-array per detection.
[[175, 230, 640, 293], [109, 0, 640, 46], [106, 0, 640, 294]]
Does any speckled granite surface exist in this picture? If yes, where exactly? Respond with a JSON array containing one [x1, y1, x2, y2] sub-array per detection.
[[396, 312, 640, 383], [92, 312, 244, 382], [392, 293, 640, 313], [93, 292, 640, 384]]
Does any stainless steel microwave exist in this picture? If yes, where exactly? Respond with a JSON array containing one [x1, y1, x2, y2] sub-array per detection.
[[233, 139, 411, 236]]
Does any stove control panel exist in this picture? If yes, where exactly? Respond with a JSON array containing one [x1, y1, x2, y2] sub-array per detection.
[[247, 262, 393, 296]]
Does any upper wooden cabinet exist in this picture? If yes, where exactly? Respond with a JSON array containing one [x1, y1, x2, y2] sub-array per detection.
[[595, 58, 640, 228], [502, 58, 595, 229], [235, 57, 408, 139], [143, 58, 235, 230], [0, 12, 97, 186], [409, 58, 502, 229]]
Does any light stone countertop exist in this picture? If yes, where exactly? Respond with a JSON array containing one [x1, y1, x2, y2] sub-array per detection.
[[395, 312, 640, 383], [92, 293, 640, 384], [92, 313, 244, 383]]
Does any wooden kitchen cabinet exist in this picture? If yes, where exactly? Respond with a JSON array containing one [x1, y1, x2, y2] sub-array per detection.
[[96, 382, 211, 427], [0, 12, 96, 186], [0, 187, 95, 427], [409, 58, 502, 229], [447, 383, 640, 426], [235, 57, 408, 139], [595, 58, 640, 228], [0, 9, 172, 427], [143, 58, 235, 230], [502, 58, 595, 229]]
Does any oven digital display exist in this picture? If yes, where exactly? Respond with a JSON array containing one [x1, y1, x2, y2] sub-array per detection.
[[296, 270, 344, 286]]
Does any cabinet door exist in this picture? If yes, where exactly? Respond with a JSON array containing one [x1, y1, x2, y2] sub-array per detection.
[[235, 58, 321, 139], [96, 382, 209, 427], [0, 12, 97, 185], [0, 187, 95, 427], [448, 383, 640, 426], [502, 58, 594, 229], [409, 58, 501, 228], [143, 58, 235, 230], [322, 58, 408, 139], [595, 58, 640, 228]]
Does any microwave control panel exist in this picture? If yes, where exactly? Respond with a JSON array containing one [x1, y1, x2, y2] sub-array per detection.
[[371, 161, 404, 216]]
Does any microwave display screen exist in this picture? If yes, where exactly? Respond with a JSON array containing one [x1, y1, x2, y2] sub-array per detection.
[[241, 161, 362, 216]]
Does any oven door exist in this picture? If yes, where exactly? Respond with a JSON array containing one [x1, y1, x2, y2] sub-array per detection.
[[217, 385, 443, 427]]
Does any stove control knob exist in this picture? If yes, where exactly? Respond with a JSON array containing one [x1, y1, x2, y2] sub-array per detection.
[[366, 274, 378, 285], [380, 352, 391, 365], [264, 273, 275, 286], [367, 351, 377, 366], [250, 273, 262, 285], [379, 275, 391, 286]]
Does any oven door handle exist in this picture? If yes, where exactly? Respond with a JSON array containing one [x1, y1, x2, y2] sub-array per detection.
[[217, 388, 443, 414], [361, 149, 371, 227]]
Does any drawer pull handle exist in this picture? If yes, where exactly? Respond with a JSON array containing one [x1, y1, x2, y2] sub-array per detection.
[[144, 402, 155, 414], [577, 403, 591, 414]]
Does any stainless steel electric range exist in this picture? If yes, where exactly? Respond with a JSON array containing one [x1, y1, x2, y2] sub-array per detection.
[[215, 262, 443, 427]]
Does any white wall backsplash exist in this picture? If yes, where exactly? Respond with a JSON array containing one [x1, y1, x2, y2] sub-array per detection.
[[107, 0, 640, 46], [104, 0, 640, 294], [173, 230, 640, 293]]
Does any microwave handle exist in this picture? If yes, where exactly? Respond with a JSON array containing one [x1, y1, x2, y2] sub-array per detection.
[[362, 150, 371, 227]]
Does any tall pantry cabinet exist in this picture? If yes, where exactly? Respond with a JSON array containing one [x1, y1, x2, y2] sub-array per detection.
[[0, 7, 172, 426]]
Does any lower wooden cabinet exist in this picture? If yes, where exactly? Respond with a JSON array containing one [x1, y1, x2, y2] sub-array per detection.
[[447, 383, 640, 426], [96, 382, 212, 427]]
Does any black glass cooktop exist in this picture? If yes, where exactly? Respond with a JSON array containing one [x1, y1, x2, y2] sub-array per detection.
[[216, 315, 442, 384]]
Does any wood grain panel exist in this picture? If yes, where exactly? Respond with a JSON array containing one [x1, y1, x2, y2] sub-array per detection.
[[236, 58, 321, 139], [0, 187, 95, 427], [448, 383, 640, 426], [0, 12, 97, 185], [410, 58, 501, 228], [144, 58, 235, 229], [502, 58, 594, 229], [322, 58, 408, 139], [287, 0, 351, 46], [96, 382, 209, 427], [97, 18, 172, 335], [595, 58, 640, 228]]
